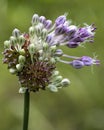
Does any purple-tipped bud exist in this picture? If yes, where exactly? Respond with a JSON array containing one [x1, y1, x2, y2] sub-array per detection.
[[66, 25, 77, 35], [71, 60, 84, 69], [44, 20, 52, 29], [39, 16, 46, 24], [73, 37, 84, 42], [46, 34, 53, 43], [67, 42, 79, 48], [55, 24, 65, 35], [55, 49, 63, 56], [55, 15, 66, 26]]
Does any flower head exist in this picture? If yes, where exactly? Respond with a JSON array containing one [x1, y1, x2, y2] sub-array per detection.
[[3, 13, 99, 93]]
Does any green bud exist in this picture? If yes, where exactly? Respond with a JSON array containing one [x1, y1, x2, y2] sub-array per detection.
[[16, 64, 23, 71], [18, 55, 26, 64], [41, 28, 48, 39], [38, 50, 43, 56], [52, 70, 59, 76], [12, 28, 20, 37], [18, 35, 25, 45], [29, 26, 35, 36], [9, 68, 17, 74], [39, 57, 43, 61], [43, 42, 49, 50], [4, 40, 11, 48], [48, 84, 58, 92], [50, 58, 56, 64], [28, 43, 35, 54], [55, 76, 63, 82], [61, 78, 70, 87], [32, 14, 39, 25], [19, 49, 25, 55], [50, 45, 56, 53], [54, 57, 60, 61], [10, 36, 17, 45], [35, 25, 42, 36]]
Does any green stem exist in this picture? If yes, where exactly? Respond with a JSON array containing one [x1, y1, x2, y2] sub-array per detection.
[[23, 89, 30, 130]]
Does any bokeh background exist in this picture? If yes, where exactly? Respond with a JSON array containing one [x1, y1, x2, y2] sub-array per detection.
[[0, 0, 104, 130]]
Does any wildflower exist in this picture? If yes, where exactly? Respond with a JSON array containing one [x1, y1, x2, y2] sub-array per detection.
[[3, 14, 99, 93]]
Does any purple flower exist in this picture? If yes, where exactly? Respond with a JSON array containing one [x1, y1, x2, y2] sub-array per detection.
[[81, 56, 100, 66]]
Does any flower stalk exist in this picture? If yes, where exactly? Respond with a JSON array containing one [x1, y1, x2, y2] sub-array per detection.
[[23, 89, 30, 130]]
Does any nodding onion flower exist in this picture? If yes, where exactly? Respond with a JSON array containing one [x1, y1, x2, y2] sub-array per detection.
[[3, 13, 99, 93]]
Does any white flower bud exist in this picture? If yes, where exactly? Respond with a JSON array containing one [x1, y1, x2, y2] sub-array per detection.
[[48, 85, 58, 92], [19, 49, 25, 55], [28, 43, 35, 55], [16, 64, 23, 71], [12, 28, 20, 37], [39, 57, 43, 61], [41, 28, 48, 39], [38, 49, 43, 56], [55, 49, 63, 56], [55, 76, 63, 82], [18, 55, 26, 64], [32, 14, 39, 25], [61, 78, 70, 87], [50, 58, 56, 64], [35, 25, 41, 36], [9, 68, 17, 74], [43, 42, 49, 50], [4, 40, 11, 48], [50, 45, 56, 53], [29, 26, 35, 36], [10, 36, 17, 45], [52, 70, 59, 76], [18, 35, 25, 45]]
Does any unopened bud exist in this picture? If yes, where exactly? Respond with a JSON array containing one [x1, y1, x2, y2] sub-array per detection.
[[71, 60, 84, 69], [18, 55, 26, 64], [41, 28, 48, 39], [61, 78, 70, 87], [35, 25, 42, 36], [38, 49, 43, 56], [4, 40, 11, 48], [29, 26, 35, 36], [18, 35, 25, 45], [52, 70, 59, 76], [43, 42, 49, 50], [55, 49, 63, 56], [16, 64, 23, 71], [55, 76, 63, 82], [39, 16, 46, 23], [32, 14, 39, 25], [10, 36, 17, 45], [50, 45, 56, 53], [19, 49, 25, 55], [48, 85, 58, 92], [28, 43, 35, 54], [50, 58, 56, 64], [9, 68, 17, 74], [12, 28, 20, 37], [39, 57, 43, 61]]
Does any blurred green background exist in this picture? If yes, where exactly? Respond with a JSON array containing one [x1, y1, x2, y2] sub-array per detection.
[[0, 0, 104, 130]]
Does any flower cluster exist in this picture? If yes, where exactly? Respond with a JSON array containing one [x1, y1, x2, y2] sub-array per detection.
[[3, 13, 99, 93]]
